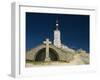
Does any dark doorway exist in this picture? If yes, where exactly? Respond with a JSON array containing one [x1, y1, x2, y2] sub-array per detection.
[[35, 48, 59, 61], [49, 48, 59, 61], [35, 48, 45, 61]]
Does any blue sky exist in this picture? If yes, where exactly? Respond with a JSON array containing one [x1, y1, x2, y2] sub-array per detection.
[[26, 12, 89, 52]]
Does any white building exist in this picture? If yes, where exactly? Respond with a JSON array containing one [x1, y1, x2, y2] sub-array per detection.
[[53, 18, 75, 53], [53, 19, 61, 48]]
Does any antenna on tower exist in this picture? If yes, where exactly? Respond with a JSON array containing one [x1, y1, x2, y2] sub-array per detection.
[[56, 17, 59, 30]]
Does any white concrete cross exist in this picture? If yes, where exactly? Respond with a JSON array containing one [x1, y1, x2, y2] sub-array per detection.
[[43, 38, 52, 61]]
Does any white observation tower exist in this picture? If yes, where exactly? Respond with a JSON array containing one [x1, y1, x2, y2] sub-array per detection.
[[53, 18, 61, 48]]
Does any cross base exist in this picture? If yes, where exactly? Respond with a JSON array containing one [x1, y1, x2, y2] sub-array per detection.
[[45, 57, 51, 62]]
